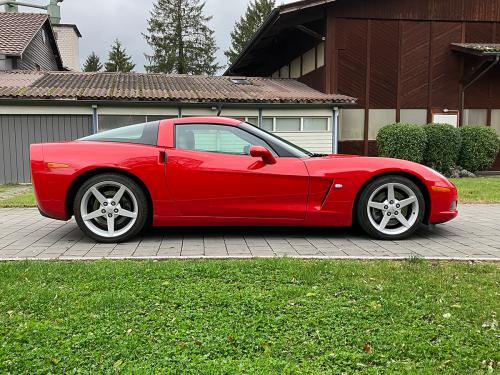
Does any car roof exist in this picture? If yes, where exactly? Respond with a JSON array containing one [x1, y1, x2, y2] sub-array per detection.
[[171, 116, 242, 126]]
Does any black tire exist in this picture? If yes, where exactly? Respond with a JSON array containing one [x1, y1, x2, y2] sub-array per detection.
[[356, 175, 425, 240], [74, 173, 148, 243]]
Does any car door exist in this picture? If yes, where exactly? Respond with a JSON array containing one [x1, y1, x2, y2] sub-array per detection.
[[166, 123, 309, 220]]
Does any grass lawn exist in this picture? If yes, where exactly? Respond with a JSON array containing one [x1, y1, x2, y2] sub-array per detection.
[[0, 183, 18, 193], [0, 259, 498, 373], [451, 177, 500, 203], [0, 191, 36, 208]]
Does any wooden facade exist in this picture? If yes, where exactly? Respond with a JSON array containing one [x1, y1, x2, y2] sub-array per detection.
[[309, 0, 500, 159], [227, 0, 500, 169]]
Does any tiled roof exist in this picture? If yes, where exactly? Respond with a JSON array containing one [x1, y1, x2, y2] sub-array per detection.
[[451, 43, 500, 56], [0, 71, 356, 104], [0, 13, 49, 55]]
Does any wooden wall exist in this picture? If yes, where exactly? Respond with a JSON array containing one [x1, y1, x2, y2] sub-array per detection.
[[326, 0, 500, 169]]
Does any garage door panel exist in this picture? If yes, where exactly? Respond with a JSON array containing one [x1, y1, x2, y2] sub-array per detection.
[[0, 114, 92, 183]]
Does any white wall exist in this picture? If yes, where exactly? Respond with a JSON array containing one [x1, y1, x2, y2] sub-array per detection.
[[53, 25, 80, 71], [0, 104, 336, 154]]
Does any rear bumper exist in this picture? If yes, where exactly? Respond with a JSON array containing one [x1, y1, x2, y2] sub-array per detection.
[[31, 143, 71, 221]]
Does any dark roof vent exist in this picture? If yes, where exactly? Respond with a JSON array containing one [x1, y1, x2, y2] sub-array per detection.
[[230, 77, 250, 85]]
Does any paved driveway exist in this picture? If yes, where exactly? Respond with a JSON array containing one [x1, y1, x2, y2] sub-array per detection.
[[0, 205, 499, 261]]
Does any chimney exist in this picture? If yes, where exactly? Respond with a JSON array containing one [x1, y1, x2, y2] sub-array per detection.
[[3, 0, 63, 24]]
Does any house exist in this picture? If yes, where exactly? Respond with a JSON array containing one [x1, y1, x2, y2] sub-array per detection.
[[52, 23, 82, 71], [0, 12, 64, 71], [0, 71, 355, 183], [225, 0, 500, 170]]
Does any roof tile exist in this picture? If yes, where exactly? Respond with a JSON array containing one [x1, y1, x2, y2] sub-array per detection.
[[0, 71, 356, 104], [0, 13, 49, 55]]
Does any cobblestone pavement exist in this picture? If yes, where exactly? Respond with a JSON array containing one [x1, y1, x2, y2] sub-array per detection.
[[0, 205, 499, 261]]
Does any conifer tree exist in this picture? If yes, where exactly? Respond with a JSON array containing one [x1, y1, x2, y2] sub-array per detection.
[[225, 0, 275, 65], [105, 39, 136, 73], [144, 0, 221, 75], [82, 52, 103, 72]]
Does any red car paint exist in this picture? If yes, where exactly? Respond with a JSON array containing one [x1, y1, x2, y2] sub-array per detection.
[[30, 117, 458, 227]]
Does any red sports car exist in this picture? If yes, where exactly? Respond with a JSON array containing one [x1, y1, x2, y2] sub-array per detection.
[[30, 117, 458, 243]]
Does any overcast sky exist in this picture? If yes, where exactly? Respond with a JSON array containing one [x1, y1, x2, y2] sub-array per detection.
[[14, 0, 295, 73]]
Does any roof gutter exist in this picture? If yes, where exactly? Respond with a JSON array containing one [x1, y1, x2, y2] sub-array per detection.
[[224, 8, 280, 76], [0, 98, 356, 108]]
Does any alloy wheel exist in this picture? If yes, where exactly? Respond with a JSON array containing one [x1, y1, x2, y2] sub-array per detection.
[[80, 181, 138, 238], [366, 182, 420, 236]]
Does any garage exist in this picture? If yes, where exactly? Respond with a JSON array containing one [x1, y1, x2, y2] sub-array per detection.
[[0, 114, 92, 183]]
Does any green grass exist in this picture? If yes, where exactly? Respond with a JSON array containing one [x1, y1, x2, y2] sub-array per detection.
[[0, 191, 37, 208], [0, 260, 498, 373], [451, 177, 500, 203], [0, 183, 18, 194]]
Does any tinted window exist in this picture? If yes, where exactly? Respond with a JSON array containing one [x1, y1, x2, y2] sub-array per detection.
[[175, 124, 274, 155], [79, 121, 159, 145]]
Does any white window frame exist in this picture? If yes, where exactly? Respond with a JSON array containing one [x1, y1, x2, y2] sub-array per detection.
[[245, 116, 331, 133]]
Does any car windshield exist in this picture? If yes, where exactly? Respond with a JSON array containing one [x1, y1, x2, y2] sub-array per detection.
[[242, 122, 314, 158], [78, 121, 160, 145]]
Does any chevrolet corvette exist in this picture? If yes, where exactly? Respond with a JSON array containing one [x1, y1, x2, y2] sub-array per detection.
[[30, 117, 458, 243]]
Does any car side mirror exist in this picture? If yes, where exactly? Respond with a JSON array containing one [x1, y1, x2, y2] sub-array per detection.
[[250, 145, 276, 164]]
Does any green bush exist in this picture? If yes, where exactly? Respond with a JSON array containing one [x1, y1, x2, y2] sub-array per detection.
[[458, 126, 500, 172], [377, 123, 427, 163], [422, 124, 461, 174]]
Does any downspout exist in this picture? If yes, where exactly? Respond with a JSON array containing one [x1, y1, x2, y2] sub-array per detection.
[[258, 108, 263, 128], [460, 55, 500, 126], [91, 105, 98, 134], [332, 107, 339, 154]]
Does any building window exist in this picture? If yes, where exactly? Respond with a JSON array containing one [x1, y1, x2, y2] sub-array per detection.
[[303, 118, 328, 132], [246, 117, 273, 131], [275, 118, 301, 132], [145, 115, 176, 122], [98, 115, 147, 132], [246, 117, 329, 133], [41, 29, 47, 44]]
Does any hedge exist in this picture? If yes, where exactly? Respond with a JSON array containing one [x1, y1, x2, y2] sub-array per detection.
[[458, 126, 500, 172], [423, 124, 461, 174], [377, 123, 427, 163]]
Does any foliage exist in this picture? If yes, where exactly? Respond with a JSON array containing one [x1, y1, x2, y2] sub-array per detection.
[[82, 52, 103, 72], [0, 259, 498, 373], [144, 0, 221, 75], [225, 0, 275, 66], [377, 123, 427, 163], [422, 124, 461, 174], [458, 126, 500, 172], [104, 39, 135, 73]]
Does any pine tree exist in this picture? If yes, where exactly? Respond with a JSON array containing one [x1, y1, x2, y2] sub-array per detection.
[[104, 39, 136, 73], [225, 0, 275, 65], [82, 52, 103, 72], [144, 0, 221, 75]]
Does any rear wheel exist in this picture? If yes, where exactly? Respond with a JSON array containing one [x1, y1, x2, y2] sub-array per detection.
[[356, 175, 425, 240], [74, 174, 148, 243]]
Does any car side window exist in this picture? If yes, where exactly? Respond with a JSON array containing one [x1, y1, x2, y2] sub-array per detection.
[[175, 124, 275, 156]]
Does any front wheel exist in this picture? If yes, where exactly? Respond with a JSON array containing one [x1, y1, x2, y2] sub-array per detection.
[[74, 174, 148, 243], [356, 175, 425, 240]]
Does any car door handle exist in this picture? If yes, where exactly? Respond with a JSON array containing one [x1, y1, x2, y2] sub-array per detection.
[[159, 151, 167, 164]]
